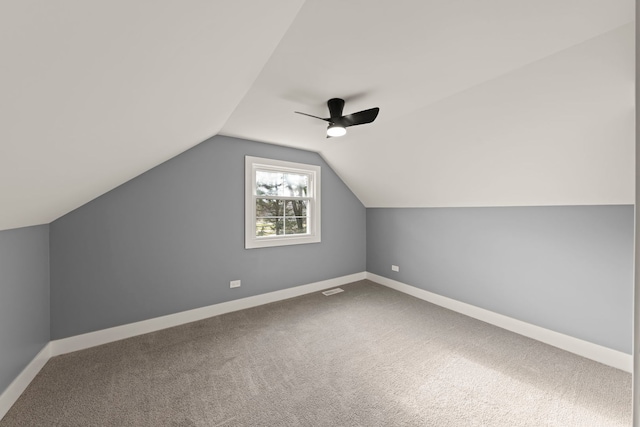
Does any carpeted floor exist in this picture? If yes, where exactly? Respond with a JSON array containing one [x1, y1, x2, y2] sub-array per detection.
[[1, 280, 631, 426]]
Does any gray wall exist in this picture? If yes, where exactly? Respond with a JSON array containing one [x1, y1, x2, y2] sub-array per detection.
[[50, 136, 366, 339], [367, 206, 634, 354], [0, 225, 50, 394]]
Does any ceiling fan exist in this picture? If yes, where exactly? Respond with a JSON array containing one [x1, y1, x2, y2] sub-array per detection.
[[295, 98, 380, 138]]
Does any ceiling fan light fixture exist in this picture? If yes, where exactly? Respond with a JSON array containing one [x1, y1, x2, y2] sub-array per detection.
[[327, 123, 346, 137], [295, 98, 379, 138]]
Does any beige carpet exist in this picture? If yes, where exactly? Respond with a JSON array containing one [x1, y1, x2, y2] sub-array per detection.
[[1, 280, 631, 426]]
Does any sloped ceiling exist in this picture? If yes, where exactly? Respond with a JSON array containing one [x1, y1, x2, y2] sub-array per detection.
[[0, 0, 634, 231], [0, 0, 305, 231]]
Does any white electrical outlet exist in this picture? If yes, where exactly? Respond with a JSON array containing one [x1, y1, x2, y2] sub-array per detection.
[[230, 280, 241, 288], [391, 265, 400, 272]]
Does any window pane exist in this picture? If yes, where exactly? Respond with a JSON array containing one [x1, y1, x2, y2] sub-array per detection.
[[256, 171, 283, 196], [246, 156, 320, 248], [284, 218, 307, 235], [283, 173, 309, 197], [256, 199, 283, 217], [256, 218, 283, 237], [284, 200, 308, 217]]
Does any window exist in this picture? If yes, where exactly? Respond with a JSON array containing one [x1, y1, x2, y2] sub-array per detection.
[[245, 156, 321, 249]]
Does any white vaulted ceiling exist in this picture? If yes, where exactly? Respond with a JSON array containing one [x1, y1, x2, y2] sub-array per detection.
[[0, 0, 305, 231], [0, 0, 634, 231]]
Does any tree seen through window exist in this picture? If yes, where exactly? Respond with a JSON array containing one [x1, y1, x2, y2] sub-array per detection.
[[255, 171, 309, 237]]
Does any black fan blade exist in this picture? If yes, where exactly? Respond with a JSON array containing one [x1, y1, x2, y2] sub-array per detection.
[[294, 111, 330, 122], [339, 107, 379, 128]]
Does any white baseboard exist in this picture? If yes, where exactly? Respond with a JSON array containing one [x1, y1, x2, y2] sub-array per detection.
[[50, 272, 366, 357], [366, 272, 632, 373], [0, 343, 51, 420]]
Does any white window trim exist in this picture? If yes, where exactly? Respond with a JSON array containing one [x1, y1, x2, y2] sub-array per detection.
[[245, 156, 321, 249]]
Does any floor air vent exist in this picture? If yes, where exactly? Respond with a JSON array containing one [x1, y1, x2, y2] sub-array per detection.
[[322, 288, 344, 296]]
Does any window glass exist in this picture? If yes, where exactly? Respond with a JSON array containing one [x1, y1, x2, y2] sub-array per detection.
[[245, 156, 321, 249]]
